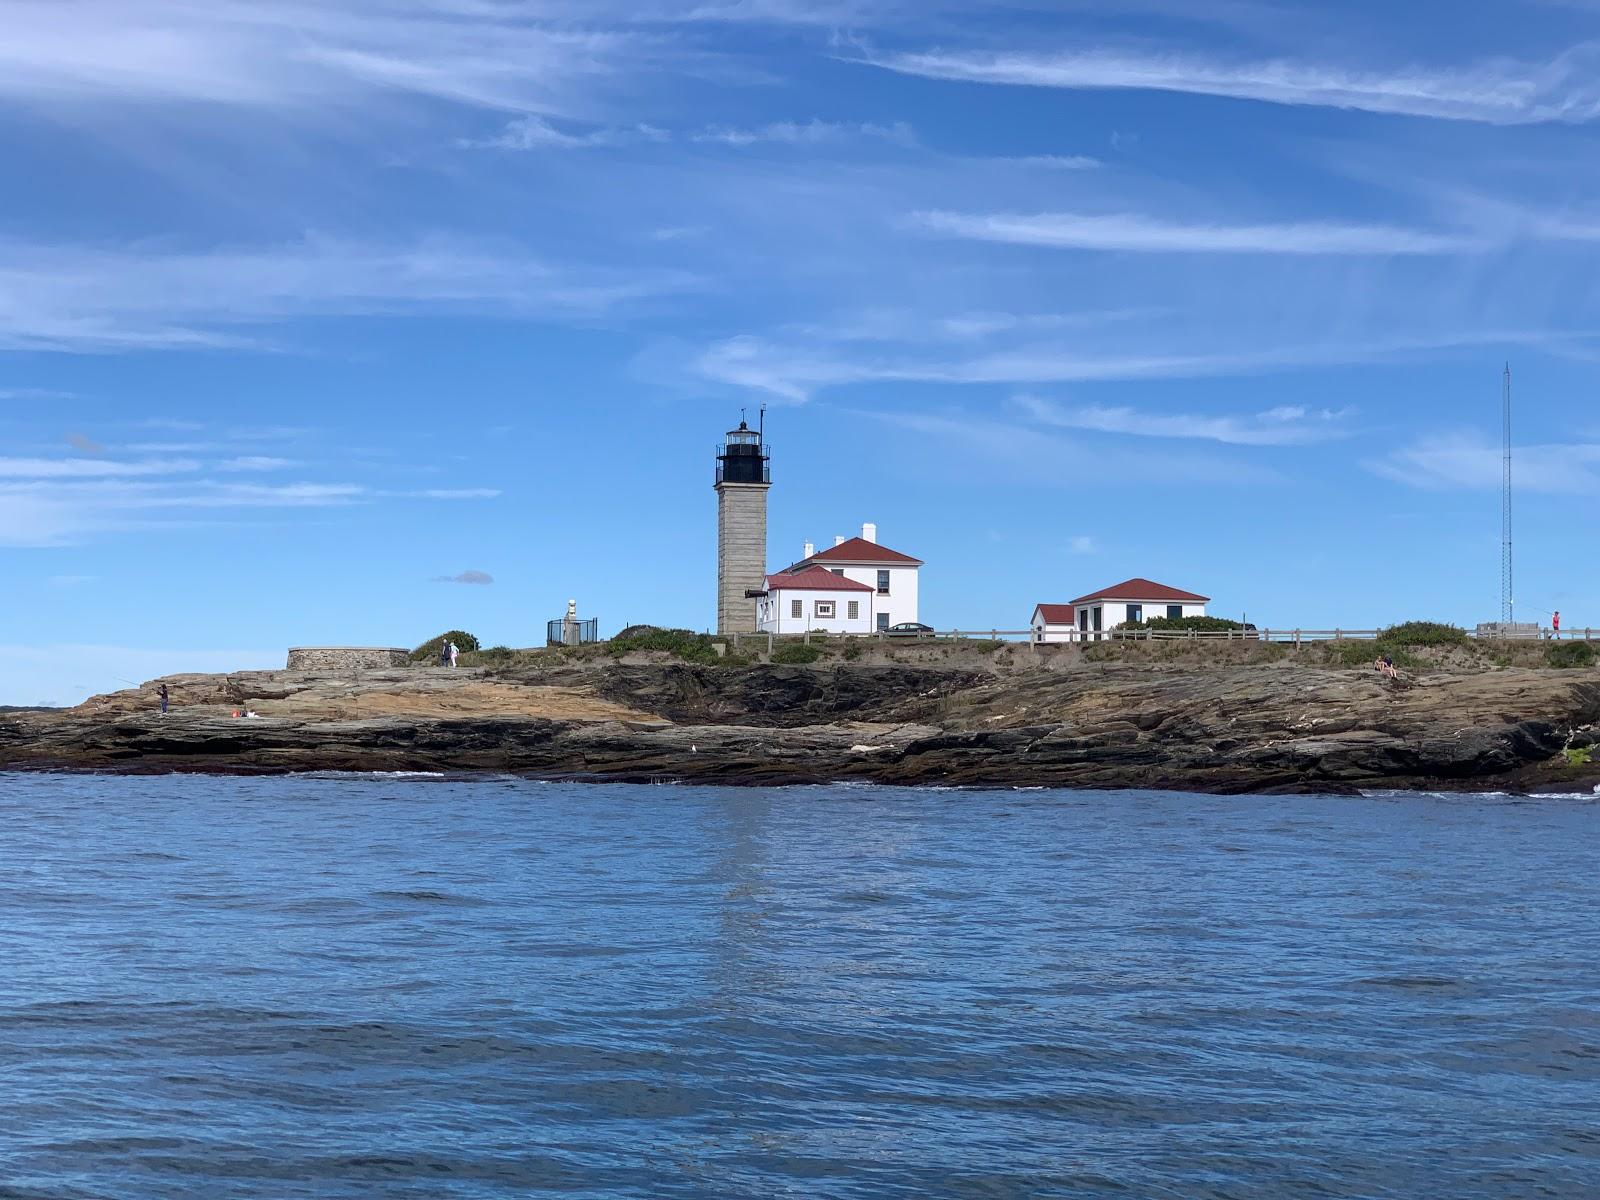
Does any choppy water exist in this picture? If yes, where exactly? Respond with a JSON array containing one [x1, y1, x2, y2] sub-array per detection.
[[1, 776, 1597, 1199]]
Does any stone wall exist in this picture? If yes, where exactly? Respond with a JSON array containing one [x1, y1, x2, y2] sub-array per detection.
[[716, 481, 769, 634], [286, 647, 411, 672]]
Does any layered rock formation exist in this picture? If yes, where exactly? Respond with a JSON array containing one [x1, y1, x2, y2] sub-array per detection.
[[1, 658, 1596, 793]]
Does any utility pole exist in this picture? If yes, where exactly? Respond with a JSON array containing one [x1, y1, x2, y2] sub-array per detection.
[[1501, 363, 1514, 625]]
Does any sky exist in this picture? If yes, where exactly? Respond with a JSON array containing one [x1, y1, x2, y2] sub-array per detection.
[[4, 0, 1600, 705]]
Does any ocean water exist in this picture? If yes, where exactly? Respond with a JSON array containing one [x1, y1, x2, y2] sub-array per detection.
[[0, 776, 1596, 1199]]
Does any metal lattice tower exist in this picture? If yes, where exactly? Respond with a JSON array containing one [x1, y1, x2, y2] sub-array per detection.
[[1501, 363, 1514, 625]]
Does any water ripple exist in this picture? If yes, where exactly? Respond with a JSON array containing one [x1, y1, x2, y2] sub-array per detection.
[[0, 775, 1596, 1198]]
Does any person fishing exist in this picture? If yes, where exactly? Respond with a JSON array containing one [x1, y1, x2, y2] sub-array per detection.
[[157, 683, 170, 716]]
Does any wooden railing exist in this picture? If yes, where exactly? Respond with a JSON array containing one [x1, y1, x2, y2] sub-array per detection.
[[723, 627, 1600, 647]]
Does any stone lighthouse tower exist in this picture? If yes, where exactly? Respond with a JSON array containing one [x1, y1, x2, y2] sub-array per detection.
[[714, 415, 771, 634]]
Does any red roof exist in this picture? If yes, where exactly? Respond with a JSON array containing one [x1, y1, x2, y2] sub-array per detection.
[[801, 537, 923, 567], [765, 566, 875, 593], [1070, 578, 1210, 606], [1033, 604, 1077, 624]]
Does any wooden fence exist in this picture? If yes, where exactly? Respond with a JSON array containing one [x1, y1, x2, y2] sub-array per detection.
[[725, 627, 1600, 648]]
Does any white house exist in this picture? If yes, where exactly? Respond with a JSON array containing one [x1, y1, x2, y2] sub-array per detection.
[[1032, 578, 1210, 643], [786, 523, 923, 631], [756, 567, 876, 635]]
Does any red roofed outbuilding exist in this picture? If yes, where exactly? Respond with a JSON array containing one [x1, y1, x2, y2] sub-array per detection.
[[1032, 579, 1210, 643]]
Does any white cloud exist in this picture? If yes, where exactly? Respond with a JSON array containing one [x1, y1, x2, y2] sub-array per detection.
[[0, 0, 661, 116], [0, 457, 199, 478], [1369, 434, 1600, 493], [914, 210, 1475, 255], [866, 44, 1600, 125], [469, 116, 914, 151], [1016, 395, 1355, 445], [407, 488, 502, 499], [0, 235, 691, 352], [1068, 535, 1096, 554], [219, 456, 297, 471], [690, 119, 916, 146]]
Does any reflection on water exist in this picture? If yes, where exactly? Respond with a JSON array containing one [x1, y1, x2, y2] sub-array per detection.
[[1, 774, 1597, 1198]]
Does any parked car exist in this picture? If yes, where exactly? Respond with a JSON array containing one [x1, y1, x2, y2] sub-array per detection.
[[886, 622, 935, 637]]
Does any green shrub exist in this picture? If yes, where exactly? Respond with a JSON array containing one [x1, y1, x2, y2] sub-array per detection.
[[1565, 747, 1593, 767], [607, 627, 722, 665], [841, 643, 864, 661], [410, 630, 480, 664], [1124, 616, 1254, 633], [968, 640, 1005, 654], [1380, 621, 1467, 647], [770, 643, 824, 666], [1548, 641, 1597, 669]]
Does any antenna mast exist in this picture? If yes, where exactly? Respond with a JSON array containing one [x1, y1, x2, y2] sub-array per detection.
[[1501, 363, 1514, 625]]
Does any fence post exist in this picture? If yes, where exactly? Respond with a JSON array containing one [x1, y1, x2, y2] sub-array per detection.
[[804, 630, 811, 645], [1335, 628, 1343, 641]]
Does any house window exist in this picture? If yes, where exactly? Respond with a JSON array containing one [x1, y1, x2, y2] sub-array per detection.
[[877, 570, 890, 595], [815, 601, 835, 619], [848, 601, 860, 620], [1078, 609, 1089, 632], [830, 568, 845, 576], [1167, 605, 1183, 620], [1126, 604, 1143, 625], [877, 613, 890, 631], [790, 599, 802, 619]]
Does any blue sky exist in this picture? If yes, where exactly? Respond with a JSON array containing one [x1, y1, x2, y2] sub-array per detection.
[[4, 0, 1600, 704]]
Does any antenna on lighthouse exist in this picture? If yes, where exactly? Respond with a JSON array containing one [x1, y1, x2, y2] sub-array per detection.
[[1501, 363, 1514, 625]]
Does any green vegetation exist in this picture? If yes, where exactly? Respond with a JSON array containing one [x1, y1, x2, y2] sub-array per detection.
[[1124, 616, 1253, 633], [841, 642, 864, 661], [968, 640, 1006, 654], [1379, 621, 1468, 647], [1547, 641, 1597, 669], [1564, 746, 1593, 767], [410, 630, 480, 664], [770, 643, 824, 666], [607, 627, 724, 665]]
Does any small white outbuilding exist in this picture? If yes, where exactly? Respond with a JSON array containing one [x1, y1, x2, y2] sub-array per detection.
[[1032, 578, 1210, 643], [756, 567, 877, 635]]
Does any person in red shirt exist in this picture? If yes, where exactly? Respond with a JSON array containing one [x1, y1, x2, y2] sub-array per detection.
[[1552, 611, 1561, 634]]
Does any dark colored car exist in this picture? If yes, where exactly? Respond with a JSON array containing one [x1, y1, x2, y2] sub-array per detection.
[[886, 622, 935, 637]]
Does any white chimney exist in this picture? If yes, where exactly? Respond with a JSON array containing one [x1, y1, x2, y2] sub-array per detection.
[[834, 535, 846, 547], [803, 541, 815, 559], [862, 522, 877, 544]]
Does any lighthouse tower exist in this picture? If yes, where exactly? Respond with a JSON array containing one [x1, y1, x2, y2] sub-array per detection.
[[714, 416, 771, 634]]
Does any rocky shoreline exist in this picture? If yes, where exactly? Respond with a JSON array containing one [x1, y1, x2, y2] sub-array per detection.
[[2, 656, 1598, 794]]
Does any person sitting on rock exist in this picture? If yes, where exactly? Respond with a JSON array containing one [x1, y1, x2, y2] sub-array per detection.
[[1374, 654, 1398, 680]]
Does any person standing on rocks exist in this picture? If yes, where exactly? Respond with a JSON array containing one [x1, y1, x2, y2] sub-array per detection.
[[157, 683, 170, 716], [448, 640, 459, 669], [439, 639, 450, 668]]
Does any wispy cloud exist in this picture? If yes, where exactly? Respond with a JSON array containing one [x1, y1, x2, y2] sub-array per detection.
[[0, 457, 199, 479], [219, 456, 297, 471], [1017, 395, 1355, 445], [1369, 434, 1600, 493], [866, 45, 1600, 126], [914, 210, 1475, 255], [1068, 535, 1096, 554], [0, 236, 691, 353], [690, 119, 916, 146], [0, 0, 665, 116], [432, 569, 495, 585], [469, 116, 914, 151]]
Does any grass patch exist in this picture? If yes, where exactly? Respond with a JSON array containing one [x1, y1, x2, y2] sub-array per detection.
[[1564, 747, 1593, 767], [1548, 641, 1597, 669], [770, 643, 824, 666]]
